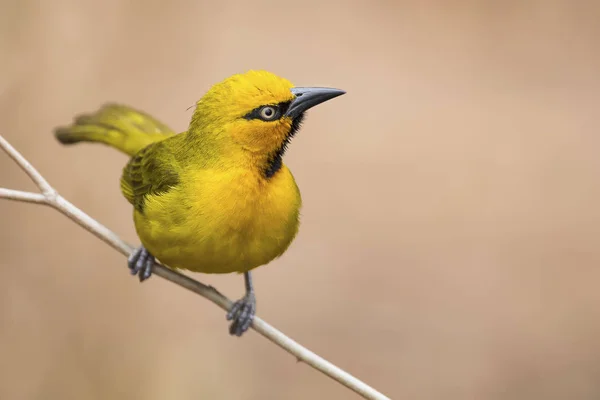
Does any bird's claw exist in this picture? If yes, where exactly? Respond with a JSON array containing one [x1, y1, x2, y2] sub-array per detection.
[[226, 293, 256, 337], [127, 246, 154, 282]]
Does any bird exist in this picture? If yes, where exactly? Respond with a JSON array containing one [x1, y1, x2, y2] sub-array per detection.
[[54, 70, 345, 336]]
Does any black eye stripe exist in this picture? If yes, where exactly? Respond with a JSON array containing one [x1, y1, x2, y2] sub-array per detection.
[[243, 101, 291, 121]]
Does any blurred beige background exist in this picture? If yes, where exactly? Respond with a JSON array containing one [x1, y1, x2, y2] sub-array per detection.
[[1, 1, 600, 399]]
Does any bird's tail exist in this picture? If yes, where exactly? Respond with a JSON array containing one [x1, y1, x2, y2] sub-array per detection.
[[54, 103, 176, 156]]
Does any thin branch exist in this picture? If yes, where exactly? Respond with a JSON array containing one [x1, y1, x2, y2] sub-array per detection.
[[0, 134, 391, 400], [0, 188, 47, 204]]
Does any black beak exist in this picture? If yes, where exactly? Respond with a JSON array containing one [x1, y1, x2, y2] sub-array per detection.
[[285, 87, 346, 119]]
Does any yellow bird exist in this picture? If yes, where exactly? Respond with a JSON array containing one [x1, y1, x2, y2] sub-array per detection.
[[54, 70, 345, 336]]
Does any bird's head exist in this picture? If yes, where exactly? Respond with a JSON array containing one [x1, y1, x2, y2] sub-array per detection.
[[190, 70, 345, 177]]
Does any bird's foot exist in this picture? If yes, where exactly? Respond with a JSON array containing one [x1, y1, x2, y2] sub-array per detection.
[[226, 292, 256, 337], [127, 246, 154, 282]]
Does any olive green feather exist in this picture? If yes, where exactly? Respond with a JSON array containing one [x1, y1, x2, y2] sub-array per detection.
[[120, 142, 180, 212], [54, 103, 175, 156]]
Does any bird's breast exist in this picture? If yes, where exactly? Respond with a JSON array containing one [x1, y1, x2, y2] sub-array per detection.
[[135, 166, 302, 273]]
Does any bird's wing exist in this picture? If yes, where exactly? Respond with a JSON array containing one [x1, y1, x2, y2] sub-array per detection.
[[120, 141, 180, 212]]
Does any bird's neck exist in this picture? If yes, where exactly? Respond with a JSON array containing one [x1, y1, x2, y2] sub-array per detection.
[[181, 130, 285, 179]]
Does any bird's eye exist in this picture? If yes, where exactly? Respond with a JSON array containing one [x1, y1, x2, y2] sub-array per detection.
[[259, 106, 278, 121]]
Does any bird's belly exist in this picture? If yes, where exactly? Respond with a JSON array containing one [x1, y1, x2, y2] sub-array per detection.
[[133, 168, 301, 274]]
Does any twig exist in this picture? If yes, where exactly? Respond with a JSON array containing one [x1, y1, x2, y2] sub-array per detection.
[[0, 134, 391, 400], [0, 188, 47, 204]]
